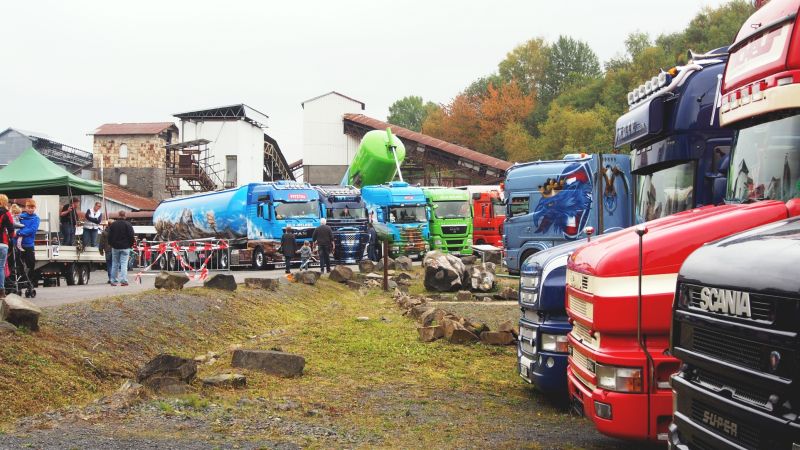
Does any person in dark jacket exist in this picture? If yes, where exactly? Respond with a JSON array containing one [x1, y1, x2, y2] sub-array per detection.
[[98, 222, 113, 283], [312, 218, 334, 274], [17, 200, 40, 288], [59, 197, 80, 246], [0, 194, 15, 297], [280, 226, 297, 274], [108, 211, 135, 286], [367, 223, 379, 262]]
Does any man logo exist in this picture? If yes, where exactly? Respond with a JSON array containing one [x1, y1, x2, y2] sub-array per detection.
[[698, 287, 752, 318], [702, 411, 738, 438]]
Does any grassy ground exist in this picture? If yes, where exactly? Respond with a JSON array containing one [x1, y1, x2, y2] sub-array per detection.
[[0, 272, 650, 449]]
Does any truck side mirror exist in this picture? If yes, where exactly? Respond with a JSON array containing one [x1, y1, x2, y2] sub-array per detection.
[[320, 204, 327, 218], [426, 207, 432, 221]]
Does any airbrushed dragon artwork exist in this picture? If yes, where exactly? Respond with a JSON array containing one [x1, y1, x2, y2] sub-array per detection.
[[532, 160, 628, 239]]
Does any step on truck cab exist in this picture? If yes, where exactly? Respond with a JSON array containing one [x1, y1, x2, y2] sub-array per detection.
[[422, 187, 473, 256], [154, 181, 321, 269], [457, 185, 505, 247], [361, 181, 430, 259], [518, 51, 735, 396], [503, 153, 633, 274], [314, 185, 369, 263], [566, 10, 800, 438], [669, 0, 800, 447]]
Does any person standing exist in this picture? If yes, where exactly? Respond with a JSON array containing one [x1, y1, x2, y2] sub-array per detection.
[[108, 211, 134, 286], [0, 195, 16, 297], [367, 222, 379, 262], [17, 200, 40, 288], [280, 226, 297, 274], [312, 218, 334, 274], [82, 202, 103, 247], [98, 222, 113, 283], [59, 197, 80, 246]]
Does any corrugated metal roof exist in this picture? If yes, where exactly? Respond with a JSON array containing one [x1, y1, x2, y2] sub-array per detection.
[[302, 91, 365, 109], [102, 183, 159, 210], [343, 114, 512, 171], [92, 123, 177, 136], [173, 104, 269, 128]]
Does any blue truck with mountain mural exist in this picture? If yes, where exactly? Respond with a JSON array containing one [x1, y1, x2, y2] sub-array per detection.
[[503, 153, 634, 275], [153, 181, 321, 269], [314, 185, 369, 263], [361, 181, 430, 259], [516, 48, 734, 396]]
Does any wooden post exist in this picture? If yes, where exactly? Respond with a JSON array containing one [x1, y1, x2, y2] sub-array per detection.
[[383, 240, 389, 291]]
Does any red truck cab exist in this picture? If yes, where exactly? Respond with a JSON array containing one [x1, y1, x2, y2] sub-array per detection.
[[458, 185, 504, 247]]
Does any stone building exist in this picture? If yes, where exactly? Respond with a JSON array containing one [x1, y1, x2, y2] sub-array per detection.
[[90, 122, 179, 201]]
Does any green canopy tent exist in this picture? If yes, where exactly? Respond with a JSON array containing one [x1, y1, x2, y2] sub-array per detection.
[[0, 148, 102, 198]]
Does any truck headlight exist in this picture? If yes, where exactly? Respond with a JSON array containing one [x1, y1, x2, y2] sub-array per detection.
[[596, 364, 643, 393], [520, 274, 539, 289], [541, 333, 569, 353], [520, 290, 538, 305]]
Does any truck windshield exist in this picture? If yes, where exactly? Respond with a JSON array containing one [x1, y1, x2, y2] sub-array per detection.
[[492, 200, 505, 217], [328, 207, 366, 219], [635, 161, 695, 222], [433, 201, 470, 219], [727, 114, 800, 203], [274, 200, 319, 219], [389, 206, 426, 223]]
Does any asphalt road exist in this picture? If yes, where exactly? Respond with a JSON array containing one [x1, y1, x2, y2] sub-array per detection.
[[28, 266, 358, 308]]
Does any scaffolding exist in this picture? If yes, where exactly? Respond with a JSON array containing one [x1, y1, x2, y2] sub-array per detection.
[[164, 139, 221, 196]]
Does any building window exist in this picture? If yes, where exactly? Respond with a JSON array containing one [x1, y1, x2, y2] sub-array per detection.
[[119, 143, 129, 159], [225, 155, 237, 188], [119, 173, 128, 186]]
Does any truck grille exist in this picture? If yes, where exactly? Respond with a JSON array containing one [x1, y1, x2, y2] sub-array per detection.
[[694, 369, 771, 410], [399, 228, 427, 253], [568, 295, 593, 319], [686, 285, 775, 323], [521, 309, 541, 323], [691, 327, 762, 371], [518, 325, 536, 356], [571, 322, 600, 350], [570, 347, 596, 375], [441, 225, 467, 235], [691, 398, 760, 448], [573, 369, 596, 391]]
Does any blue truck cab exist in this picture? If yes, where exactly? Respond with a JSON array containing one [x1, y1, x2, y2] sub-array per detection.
[[503, 153, 633, 274], [361, 181, 430, 258], [516, 49, 735, 395], [314, 185, 369, 263]]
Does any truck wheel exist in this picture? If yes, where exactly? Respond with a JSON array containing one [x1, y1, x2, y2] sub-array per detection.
[[519, 249, 538, 269], [77, 264, 90, 285], [253, 248, 265, 270], [64, 263, 78, 286], [158, 255, 167, 271], [218, 252, 229, 270], [168, 254, 178, 271]]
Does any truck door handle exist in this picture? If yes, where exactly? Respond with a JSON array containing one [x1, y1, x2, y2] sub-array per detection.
[[526, 227, 531, 232]]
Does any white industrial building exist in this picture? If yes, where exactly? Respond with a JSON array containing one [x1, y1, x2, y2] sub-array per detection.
[[301, 92, 365, 184]]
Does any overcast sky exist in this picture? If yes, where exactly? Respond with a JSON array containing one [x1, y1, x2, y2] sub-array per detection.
[[1, 0, 731, 163]]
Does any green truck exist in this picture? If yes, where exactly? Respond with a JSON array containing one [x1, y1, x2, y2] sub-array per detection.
[[422, 187, 473, 256]]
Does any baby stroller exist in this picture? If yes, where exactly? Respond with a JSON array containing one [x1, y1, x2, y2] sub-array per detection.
[[7, 245, 36, 298]]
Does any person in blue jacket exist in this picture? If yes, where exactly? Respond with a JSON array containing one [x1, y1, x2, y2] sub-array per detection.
[[17, 200, 41, 287]]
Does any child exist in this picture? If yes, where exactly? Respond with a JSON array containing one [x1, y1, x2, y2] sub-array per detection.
[[299, 241, 312, 271]]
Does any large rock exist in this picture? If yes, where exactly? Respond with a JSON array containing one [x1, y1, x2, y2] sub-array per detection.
[[449, 328, 480, 345], [328, 265, 354, 283], [497, 320, 519, 338], [418, 308, 446, 327], [395, 256, 413, 271], [408, 305, 435, 321], [136, 354, 197, 392], [297, 271, 320, 285], [203, 273, 237, 291], [498, 286, 518, 300], [375, 257, 396, 271], [1, 294, 41, 331], [469, 265, 495, 292], [346, 280, 364, 290], [154, 271, 190, 290], [417, 325, 445, 342], [244, 278, 279, 290], [462, 318, 490, 336], [460, 255, 477, 265], [358, 260, 375, 273], [202, 373, 247, 389], [0, 321, 16, 335], [480, 331, 515, 346], [456, 290, 473, 301], [393, 272, 413, 284], [422, 251, 468, 292], [231, 349, 305, 377]]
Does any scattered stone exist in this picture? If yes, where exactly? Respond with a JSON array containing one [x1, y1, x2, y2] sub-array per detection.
[[499, 286, 518, 300], [136, 354, 197, 393], [297, 271, 320, 285], [481, 249, 503, 265], [101, 380, 146, 409], [365, 273, 383, 280], [408, 305, 435, 320], [448, 328, 480, 345], [0, 294, 41, 331], [346, 280, 364, 290], [417, 325, 445, 342], [469, 264, 496, 292], [456, 290, 473, 302], [231, 349, 305, 377], [484, 262, 497, 274], [418, 308, 445, 327], [388, 280, 398, 290], [462, 318, 490, 336], [358, 259, 375, 273], [194, 355, 207, 363], [497, 320, 519, 338], [460, 255, 477, 265], [203, 273, 237, 291], [276, 400, 301, 411], [393, 272, 413, 283], [356, 317, 370, 321], [244, 278, 279, 290], [201, 373, 247, 389], [328, 266, 354, 283], [375, 257, 396, 271], [395, 256, 413, 271], [0, 321, 16, 335], [423, 251, 468, 292], [154, 271, 190, 290], [480, 331, 516, 346]]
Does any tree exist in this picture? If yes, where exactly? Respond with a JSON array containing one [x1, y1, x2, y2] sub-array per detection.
[[387, 96, 437, 132], [463, 74, 504, 99], [540, 36, 602, 105], [502, 122, 538, 163], [498, 38, 549, 95], [533, 104, 613, 159], [421, 93, 482, 150], [478, 81, 536, 155]]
